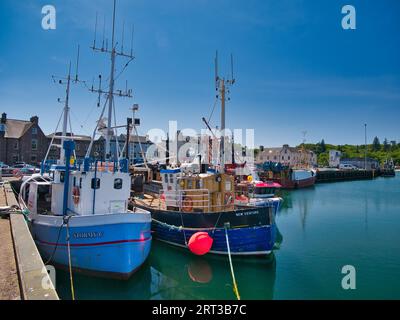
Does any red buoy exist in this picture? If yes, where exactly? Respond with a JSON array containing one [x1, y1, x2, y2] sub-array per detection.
[[188, 232, 213, 256]]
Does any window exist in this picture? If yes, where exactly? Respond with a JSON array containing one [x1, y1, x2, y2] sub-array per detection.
[[73, 177, 77, 187], [31, 139, 38, 151], [79, 178, 82, 189], [14, 141, 19, 150], [31, 155, 37, 163], [60, 172, 65, 183], [91, 178, 101, 189], [32, 127, 38, 135], [114, 178, 123, 190]]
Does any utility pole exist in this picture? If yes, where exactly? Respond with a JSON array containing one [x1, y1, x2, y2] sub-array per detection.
[[364, 123, 367, 170]]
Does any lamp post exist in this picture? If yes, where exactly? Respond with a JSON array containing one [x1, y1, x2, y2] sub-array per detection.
[[364, 123, 367, 170]]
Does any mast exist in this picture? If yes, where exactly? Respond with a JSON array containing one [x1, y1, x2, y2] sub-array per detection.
[[90, 0, 134, 162], [215, 52, 235, 173], [60, 62, 72, 164], [106, 0, 117, 160]]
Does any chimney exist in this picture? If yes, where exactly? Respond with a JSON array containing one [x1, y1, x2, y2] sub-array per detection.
[[30, 116, 39, 124], [1, 113, 6, 124]]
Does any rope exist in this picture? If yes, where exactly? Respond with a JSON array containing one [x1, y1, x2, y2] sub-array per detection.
[[224, 226, 241, 300], [65, 217, 76, 301], [179, 211, 188, 246]]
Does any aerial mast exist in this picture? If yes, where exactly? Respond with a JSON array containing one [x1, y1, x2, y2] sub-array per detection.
[[60, 62, 72, 164], [90, 0, 135, 161], [215, 52, 235, 173]]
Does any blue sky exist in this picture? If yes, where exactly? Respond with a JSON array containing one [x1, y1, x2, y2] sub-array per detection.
[[0, 0, 399, 147]]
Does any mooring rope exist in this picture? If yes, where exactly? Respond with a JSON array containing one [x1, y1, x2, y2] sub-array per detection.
[[224, 226, 241, 301], [65, 217, 76, 301]]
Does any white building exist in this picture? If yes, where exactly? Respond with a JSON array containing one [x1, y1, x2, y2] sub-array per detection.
[[329, 150, 342, 168], [257, 144, 317, 167]]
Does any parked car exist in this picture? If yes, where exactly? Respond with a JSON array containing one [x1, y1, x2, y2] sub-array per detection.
[[339, 164, 359, 170], [0, 162, 10, 169]]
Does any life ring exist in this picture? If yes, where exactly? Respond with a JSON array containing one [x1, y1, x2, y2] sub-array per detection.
[[225, 192, 234, 205], [72, 187, 80, 205], [182, 196, 194, 213], [12, 169, 23, 179]]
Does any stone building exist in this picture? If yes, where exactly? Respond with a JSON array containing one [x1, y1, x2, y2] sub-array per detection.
[[46, 132, 92, 160], [93, 134, 153, 164], [257, 144, 317, 167], [0, 113, 48, 166]]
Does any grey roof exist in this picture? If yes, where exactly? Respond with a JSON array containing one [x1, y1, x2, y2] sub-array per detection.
[[3, 119, 33, 139], [47, 132, 92, 142]]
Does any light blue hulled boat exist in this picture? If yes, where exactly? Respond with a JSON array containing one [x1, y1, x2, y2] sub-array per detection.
[[20, 142, 152, 279], [18, 0, 152, 279]]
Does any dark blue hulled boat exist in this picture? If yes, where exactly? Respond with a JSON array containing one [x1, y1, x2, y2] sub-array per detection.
[[134, 166, 282, 256]]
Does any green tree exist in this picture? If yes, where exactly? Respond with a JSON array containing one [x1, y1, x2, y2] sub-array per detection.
[[372, 136, 381, 151], [320, 139, 326, 153], [383, 138, 390, 152], [318, 153, 329, 167]]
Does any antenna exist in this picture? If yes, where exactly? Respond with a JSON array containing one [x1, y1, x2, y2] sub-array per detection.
[[215, 51, 219, 87], [230, 53, 235, 84], [130, 24, 134, 56], [121, 20, 125, 53], [74, 45, 80, 82], [93, 12, 98, 48], [102, 15, 106, 51]]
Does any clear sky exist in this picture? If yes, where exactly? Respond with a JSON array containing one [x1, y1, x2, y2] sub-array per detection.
[[0, 0, 399, 147]]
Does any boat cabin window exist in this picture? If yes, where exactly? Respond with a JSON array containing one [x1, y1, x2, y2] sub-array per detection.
[[73, 177, 77, 187], [169, 174, 174, 183], [164, 174, 168, 184], [114, 178, 123, 190], [79, 178, 82, 189], [254, 187, 275, 195], [91, 178, 101, 190], [60, 172, 65, 183]]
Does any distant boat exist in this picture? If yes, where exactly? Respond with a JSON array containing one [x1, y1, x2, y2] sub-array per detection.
[[257, 162, 316, 189]]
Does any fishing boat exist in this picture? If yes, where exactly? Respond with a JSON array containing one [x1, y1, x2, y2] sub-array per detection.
[[257, 162, 316, 189], [132, 53, 281, 256], [133, 163, 280, 256], [18, 0, 152, 279]]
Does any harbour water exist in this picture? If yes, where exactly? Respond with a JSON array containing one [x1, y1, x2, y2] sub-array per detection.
[[56, 173, 400, 300]]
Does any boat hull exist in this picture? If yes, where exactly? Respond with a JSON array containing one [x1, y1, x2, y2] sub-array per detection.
[[138, 205, 278, 256], [279, 176, 316, 189], [30, 213, 152, 279]]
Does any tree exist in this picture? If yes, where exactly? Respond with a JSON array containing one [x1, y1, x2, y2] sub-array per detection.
[[372, 136, 381, 151], [320, 139, 326, 153], [383, 138, 390, 152], [318, 153, 329, 167]]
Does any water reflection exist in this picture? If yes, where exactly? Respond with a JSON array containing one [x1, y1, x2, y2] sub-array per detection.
[[279, 188, 316, 231], [149, 241, 277, 300], [56, 240, 277, 300]]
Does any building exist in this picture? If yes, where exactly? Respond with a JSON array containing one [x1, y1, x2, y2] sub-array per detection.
[[93, 134, 153, 164], [0, 113, 48, 166], [340, 158, 380, 170], [257, 144, 317, 167], [46, 132, 92, 161], [329, 150, 342, 168]]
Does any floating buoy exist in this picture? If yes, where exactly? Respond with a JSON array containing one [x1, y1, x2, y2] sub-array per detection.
[[188, 232, 213, 256]]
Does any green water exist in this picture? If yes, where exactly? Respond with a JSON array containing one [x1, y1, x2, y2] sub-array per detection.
[[56, 173, 400, 300]]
